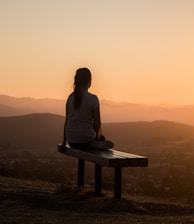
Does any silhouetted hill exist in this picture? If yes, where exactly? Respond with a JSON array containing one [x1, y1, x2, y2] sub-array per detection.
[[1, 113, 194, 151], [0, 113, 65, 150], [1, 95, 194, 125], [103, 120, 194, 150]]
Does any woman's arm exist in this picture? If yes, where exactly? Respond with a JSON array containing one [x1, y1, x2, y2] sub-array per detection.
[[62, 119, 67, 146], [93, 104, 101, 139], [62, 103, 68, 146]]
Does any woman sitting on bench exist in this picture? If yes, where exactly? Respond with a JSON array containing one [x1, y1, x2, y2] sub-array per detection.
[[58, 67, 113, 152]]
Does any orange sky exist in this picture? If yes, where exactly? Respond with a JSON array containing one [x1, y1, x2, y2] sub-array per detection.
[[1, 0, 194, 104]]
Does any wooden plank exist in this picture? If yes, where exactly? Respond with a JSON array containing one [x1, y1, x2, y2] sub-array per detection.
[[82, 149, 132, 167], [65, 147, 134, 167], [109, 150, 139, 167], [63, 146, 148, 167], [64, 147, 111, 166], [110, 149, 148, 167]]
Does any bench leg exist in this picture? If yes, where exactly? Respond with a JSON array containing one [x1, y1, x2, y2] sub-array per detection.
[[78, 159, 85, 187], [95, 164, 102, 196], [114, 167, 122, 199]]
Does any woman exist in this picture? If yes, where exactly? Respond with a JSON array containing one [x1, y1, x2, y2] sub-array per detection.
[[59, 67, 113, 151]]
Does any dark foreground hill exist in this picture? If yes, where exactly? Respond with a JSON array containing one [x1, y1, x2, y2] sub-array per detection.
[[1, 176, 194, 224], [1, 113, 194, 151]]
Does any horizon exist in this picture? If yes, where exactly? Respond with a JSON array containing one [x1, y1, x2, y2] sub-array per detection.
[[1, 1, 194, 104], [2, 93, 194, 106], [2, 93, 194, 126]]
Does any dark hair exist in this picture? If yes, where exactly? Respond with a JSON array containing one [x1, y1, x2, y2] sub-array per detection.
[[73, 67, 91, 110]]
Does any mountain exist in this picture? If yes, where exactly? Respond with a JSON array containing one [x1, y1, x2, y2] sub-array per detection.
[[0, 95, 65, 116], [1, 113, 194, 151], [100, 100, 194, 125], [1, 95, 194, 125], [0, 113, 65, 150], [103, 120, 194, 150]]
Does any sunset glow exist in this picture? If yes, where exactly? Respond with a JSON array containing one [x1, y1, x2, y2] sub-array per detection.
[[1, 0, 194, 104]]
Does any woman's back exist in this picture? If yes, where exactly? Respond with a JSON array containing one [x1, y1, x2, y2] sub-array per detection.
[[66, 90, 99, 143]]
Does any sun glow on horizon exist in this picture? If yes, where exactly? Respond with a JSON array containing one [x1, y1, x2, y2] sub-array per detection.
[[1, 0, 194, 105]]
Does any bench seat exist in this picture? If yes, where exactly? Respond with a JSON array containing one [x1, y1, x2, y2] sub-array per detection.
[[59, 145, 148, 198], [64, 146, 148, 167]]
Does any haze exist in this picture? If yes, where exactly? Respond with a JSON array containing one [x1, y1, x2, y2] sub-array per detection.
[[1, 0, 194, 104]]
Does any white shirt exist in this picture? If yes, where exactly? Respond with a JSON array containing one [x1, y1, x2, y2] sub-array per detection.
[[66, 90, 99, 143]]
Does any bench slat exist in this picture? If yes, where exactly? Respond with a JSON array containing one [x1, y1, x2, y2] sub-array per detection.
[[84, 148, 147, 167], [64, 147, 148, 167], [65, 147, 112, 166], [82, 149, 132, 167], [65, 147, 133, 167], [109, 150, 139, 166], [110, 149, 148, 167]]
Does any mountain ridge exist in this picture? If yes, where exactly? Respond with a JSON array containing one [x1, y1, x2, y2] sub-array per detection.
[[1, 94, 194, 125]]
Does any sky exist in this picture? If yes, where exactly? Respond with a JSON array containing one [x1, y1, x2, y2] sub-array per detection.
[[0, 0, 194, 104]]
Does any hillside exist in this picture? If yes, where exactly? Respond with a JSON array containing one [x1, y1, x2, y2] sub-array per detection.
[[0, 113, 65, 150], [1, 95, 194, 125], [1, 113, 194, 151], [103, 120, 194, 150], [1, 176, 194, 224]]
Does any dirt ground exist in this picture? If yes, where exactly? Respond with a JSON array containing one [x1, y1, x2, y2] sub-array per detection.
[[1, 176, 194, 224]]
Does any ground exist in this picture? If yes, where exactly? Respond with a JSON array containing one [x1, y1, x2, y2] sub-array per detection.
[[1, 176, 194, 224]]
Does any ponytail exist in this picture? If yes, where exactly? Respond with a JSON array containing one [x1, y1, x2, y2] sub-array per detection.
[[74, 84, 82, 110], [73, 68, 91, 110]]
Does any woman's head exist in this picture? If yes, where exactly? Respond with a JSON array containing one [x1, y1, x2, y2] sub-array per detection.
[[73, 67, 92, 110], [74, 67, 91, 90]]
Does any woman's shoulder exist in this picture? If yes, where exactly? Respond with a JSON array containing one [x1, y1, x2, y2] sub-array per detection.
[[86, 91, 99, 100], [67, 92, 73, 98]]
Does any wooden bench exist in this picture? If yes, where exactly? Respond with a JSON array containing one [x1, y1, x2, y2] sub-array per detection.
[[58, 145, 148, 199]]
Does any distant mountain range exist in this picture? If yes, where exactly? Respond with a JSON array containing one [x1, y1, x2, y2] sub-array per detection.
[[0, 95, 65, 117], [1, 95, 194, 125], [0, 113, 194, 151]]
